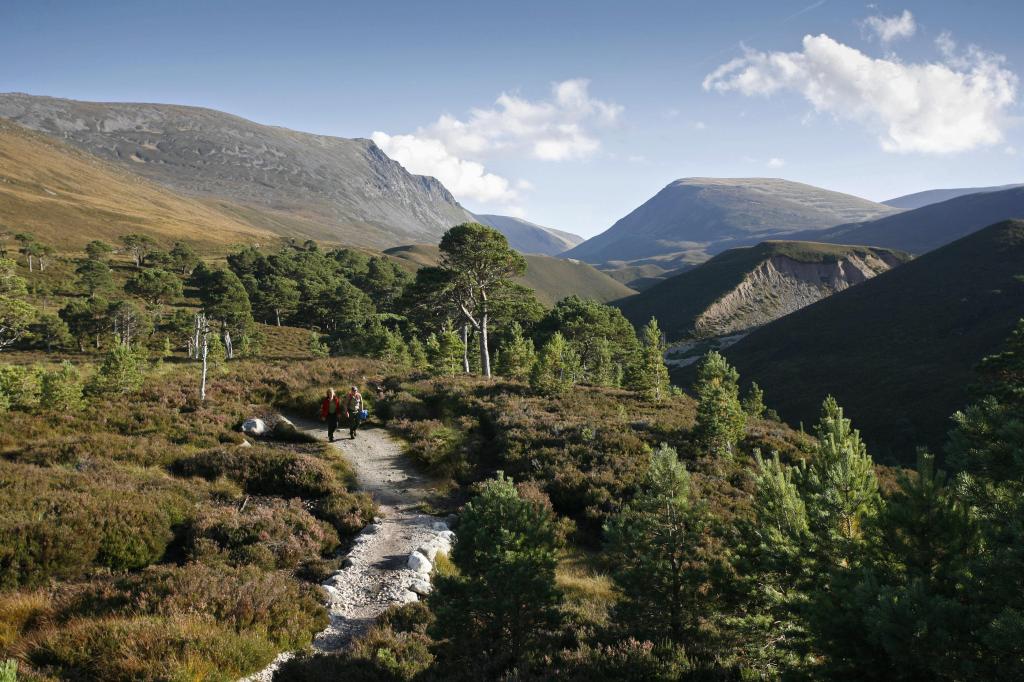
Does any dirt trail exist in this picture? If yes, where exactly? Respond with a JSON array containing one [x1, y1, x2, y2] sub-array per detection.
[[244, 417, 445, 680]]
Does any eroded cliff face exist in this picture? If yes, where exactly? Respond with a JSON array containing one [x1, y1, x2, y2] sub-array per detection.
[[692, 252, 902, 338]]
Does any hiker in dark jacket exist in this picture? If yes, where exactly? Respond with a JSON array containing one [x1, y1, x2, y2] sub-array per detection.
[[344, 385, 363, 440], [320, 388, 342, 442]]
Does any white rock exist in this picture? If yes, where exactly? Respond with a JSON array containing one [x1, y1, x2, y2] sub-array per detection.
[[409, 579, 432, 596], [241, 418, 267, 436], [417, 544, 440, 562], [237, 439, 252, 448], [399, 589, 419, 603], [431, 521, 448, 531], [362, 523, 381, 535], [438, 530, 455, 542], [407, 551, 432, 574], [322, 584, 341, 600]]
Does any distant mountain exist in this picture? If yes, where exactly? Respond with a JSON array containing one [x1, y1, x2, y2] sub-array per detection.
[[705, 220, 1024, 463], [384, 244, 636, 306], [617, 241, 908, 351], [564, 178, 900, 265], [474, 214, 582, 256], [883, 184, 1024, 210], [814, 186, 1024, 254], [0, 118, 275, 249], [0, 93, 475, 249]]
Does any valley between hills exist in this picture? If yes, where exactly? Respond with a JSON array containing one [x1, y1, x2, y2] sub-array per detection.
[[2, 92, 1024, 681]]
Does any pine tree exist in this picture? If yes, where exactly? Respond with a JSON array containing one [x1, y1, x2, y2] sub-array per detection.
[[40, 361, 84, 412], [431, 473, 562, 676], [85, 240, 114, 262], [605, 444, 716, 646], [693, 351, 746, 457], [530, 331, 580, 396], [426, 322, 464, 377], [801, 396, 879, 559], [407, 336, 429, 370], [628, 317, 671, 400], [742, 381, 766, 418], [308, 331, 330, 358], [496, 321, 535, 380], [75, 259, 115, 298], [90, 343, 147, 395]]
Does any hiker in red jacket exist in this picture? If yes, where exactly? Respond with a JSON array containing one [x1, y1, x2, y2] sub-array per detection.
[[320, 388, 342, 442]]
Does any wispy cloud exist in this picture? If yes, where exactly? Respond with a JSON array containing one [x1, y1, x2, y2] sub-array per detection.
[[863, 10, 916, 44]]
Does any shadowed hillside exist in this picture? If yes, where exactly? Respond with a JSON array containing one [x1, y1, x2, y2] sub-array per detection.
[[883, 183, 1024, 209], [703, 220, 1024, 463], [618, 241, 908, 343], [812, 185, 1024, 254], [384, 243, 636, 305]]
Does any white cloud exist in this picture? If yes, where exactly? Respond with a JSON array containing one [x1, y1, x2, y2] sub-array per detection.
[[694, 121, 707, 130], [372, 79, 621, 209], [703, 33, 1018, 154], [371, 132, 517, 204], [426, 78, 621, 161], [767, 157, 786, 167], [1006, 145, 1018, 156], [863, 10, 916, 43]]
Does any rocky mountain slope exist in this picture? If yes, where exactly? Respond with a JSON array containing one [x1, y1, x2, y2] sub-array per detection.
[[706, 220, 1024, 462], [0, 118, 275, 248], [883, 183, 1024, 210], [617, 241, 908, 360], [0, 93, 475, 248], [475, 214, 582, 256], [384, 243, 636, 306], [564, 178, 900, 265], [809, 185, 1024, 254]]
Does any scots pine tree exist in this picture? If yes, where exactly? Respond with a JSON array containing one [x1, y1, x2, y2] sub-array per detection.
[[693, 351, 746, 457], [90, 343, 147, 395], [431, 473, 562, 677], [530, 331, 580, 396], [628, 317, 671, 400], [495, 321, 535, 380], [742, 381, 766, 418], [801, 396, 879, 559], [40, 361, 84, 412], [605, 444, 717, 647]]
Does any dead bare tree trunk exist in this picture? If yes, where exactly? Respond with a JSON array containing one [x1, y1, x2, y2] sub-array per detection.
[[223, 328, 233, 360], [195, 313, 209, 401], [461, 324, 471, 374]]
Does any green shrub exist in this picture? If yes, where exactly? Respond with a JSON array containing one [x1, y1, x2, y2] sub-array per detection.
[[88, 344, 147, 396], [39, 361, 84, 412], [0, 364, 41, 410], [186, 499, 339, 569], [0, 659, 15, 682]]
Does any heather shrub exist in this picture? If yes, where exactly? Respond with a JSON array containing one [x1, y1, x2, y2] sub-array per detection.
[[186, 499, 339, 569], [66, 563, 327, 650], [312, 490, 376, 537], [171, 446, 339, 498], [277, 625, 434, 682], [0, 461, 194, 588], [31, 614, 277, 681]]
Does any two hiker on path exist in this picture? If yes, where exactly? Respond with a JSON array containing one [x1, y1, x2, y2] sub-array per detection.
[[320, 385, 363, 441]]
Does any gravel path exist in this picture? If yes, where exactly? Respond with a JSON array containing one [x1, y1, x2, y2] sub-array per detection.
[[243, 417, 445, 681]]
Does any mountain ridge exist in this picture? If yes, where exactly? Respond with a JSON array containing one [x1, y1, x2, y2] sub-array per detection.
[[474, 213, 583, 256], [0, 92, 475, 248], [565, 177, 900, 265]]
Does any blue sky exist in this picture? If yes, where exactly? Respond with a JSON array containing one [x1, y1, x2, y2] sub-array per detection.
[[2, 0, 1022, 237]]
